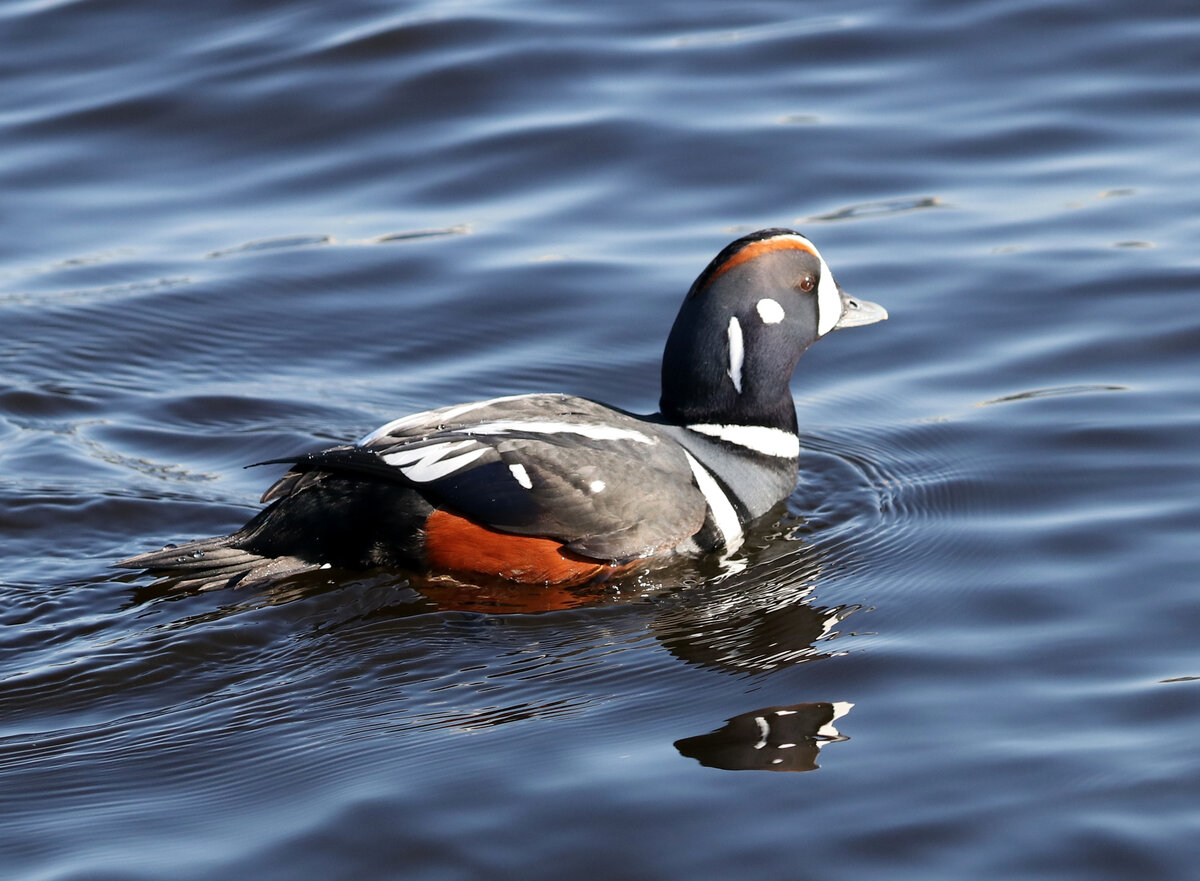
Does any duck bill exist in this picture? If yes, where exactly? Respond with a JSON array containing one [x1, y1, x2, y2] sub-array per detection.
[[833, 290, 888, 329]]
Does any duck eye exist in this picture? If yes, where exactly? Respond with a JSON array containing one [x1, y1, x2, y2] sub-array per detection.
[[797, 274, 816, 293]]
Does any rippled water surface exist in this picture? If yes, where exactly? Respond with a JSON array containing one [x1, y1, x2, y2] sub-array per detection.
[[3, 0, 1198, 879]]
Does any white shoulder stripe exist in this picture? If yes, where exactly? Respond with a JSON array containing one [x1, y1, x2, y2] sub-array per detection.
[[686, 424, 800, 458], [682, 450, 743, 550]]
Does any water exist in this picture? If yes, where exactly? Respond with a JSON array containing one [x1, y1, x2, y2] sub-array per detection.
[[2, 0, 1198, 878]]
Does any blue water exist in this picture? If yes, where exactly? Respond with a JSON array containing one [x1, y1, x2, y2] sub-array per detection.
[[3, 0, 1198, 878]]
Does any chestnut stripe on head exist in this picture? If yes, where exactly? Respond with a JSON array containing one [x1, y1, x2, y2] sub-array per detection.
[[693, 234, 819, 296]]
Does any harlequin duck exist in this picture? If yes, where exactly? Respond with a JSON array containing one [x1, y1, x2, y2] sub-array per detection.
[[117, 228, 886, 590]]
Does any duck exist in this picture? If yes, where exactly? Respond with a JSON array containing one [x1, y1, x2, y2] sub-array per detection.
[[116, 228, 886, 591]]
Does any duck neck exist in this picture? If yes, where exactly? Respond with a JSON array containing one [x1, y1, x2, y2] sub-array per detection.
[[659, 307, 807, 431], [659, 346, 802, 433]]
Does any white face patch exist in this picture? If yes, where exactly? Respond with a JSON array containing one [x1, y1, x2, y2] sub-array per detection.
[[815, 255, 842, 336], [756, 297, 785, 325], [509, 463, 533, 489], [726, 316, 744, 394], [589, 479, 606, 493]]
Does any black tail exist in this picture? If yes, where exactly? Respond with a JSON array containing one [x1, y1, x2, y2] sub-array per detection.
[[115, 474, 434, 591], [114, 533, 323, 592]]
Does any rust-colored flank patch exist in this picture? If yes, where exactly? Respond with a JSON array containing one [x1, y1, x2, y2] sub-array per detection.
[[423, 508, 635, 586]]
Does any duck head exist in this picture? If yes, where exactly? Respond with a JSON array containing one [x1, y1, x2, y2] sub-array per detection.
[[660, 228, 887, 430]]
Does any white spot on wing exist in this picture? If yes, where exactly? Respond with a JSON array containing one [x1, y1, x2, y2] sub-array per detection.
[[756, 297, 785, 324], [682, 450, 743, 549], [727, 316, 744, 394], [686, 423, 800, 458], [509, 463, 533, 489]]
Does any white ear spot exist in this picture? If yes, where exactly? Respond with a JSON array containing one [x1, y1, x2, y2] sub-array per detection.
[[727, 316, 744, 394], [509, 463, 533, 489], [756, 298, 785, 325]]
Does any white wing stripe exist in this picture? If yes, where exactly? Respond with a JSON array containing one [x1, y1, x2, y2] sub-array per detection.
[[398, 448, 487, 483], [436, 394, 531, 423], [358, 394, 538, 444], [381, 440, 475, 467], [456, 420, 655, 444], [360, 412, 431, 445], [382, 440, 487, 483]]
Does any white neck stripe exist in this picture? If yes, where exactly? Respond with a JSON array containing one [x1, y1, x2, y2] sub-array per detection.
[[726, 316, 744, 394], [686, 424, 800, 458]]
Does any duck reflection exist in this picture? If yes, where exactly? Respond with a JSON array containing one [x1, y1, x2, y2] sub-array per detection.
[[655, 528, 859, 771], [675, 701, 852, 772], [649, 523, 863, 674], [123, 518, 863, 776]]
